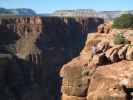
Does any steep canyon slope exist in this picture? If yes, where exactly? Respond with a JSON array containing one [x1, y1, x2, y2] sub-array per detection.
[[0, 16, 103, 100]]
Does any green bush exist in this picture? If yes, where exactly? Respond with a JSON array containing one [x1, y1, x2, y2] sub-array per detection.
[[113, 33, 128, 45], [113, 14, 133, 28]]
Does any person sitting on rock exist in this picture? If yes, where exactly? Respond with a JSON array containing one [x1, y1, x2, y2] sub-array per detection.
[[88, 44, 97, 63], [92, 44, 97, 56]]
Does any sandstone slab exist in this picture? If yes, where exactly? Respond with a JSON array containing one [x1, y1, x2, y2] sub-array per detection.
[[87, 60, 133, 100]]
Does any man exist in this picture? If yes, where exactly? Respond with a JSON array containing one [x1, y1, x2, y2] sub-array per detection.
[[91, 44, 97, 56], [88, 44, 97, 63]]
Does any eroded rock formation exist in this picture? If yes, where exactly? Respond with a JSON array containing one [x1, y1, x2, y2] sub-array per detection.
[[60, 28, 133, 100], [97, 21, 112, 33]]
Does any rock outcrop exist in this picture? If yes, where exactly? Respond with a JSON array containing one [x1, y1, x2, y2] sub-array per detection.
[[60, 29, 133, 100], [60, 56, 97, 100], [87, 60, 133, 100], [97, 22, 112, 33]]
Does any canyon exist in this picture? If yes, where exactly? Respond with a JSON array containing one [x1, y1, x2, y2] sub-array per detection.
[[0, 16, 103, 100], [1, 14, 133, 100]]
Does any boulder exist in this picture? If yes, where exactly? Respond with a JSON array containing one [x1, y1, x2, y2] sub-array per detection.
[[97, 22, 112, 34], [80, 33, 110, 60], [92, 53, 108, 65], [105, 45, 123, 62], [61, 76, 89, 97], [96, 40, 110, 53], [109, 49, 119, 63], [105, 47, 115, 59], [97, 24, 104, 33], [60, 57, 96, 97], [126, 46, 133, 60], [87, 61, 133, 100], [87, 78, 126, 100], [104, 24, 111, 33], [118, 45, 128, 60]]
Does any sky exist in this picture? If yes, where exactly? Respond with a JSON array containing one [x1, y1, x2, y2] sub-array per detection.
[[0, 0, 132, 13]]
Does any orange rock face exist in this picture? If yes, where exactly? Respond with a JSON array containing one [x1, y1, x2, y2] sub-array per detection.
[[87, 60, 133, 100], [97, 22, 112, 34], [60, 30, 133, 100], [61, 94, 86, 100], [60, 56, 97, 96]]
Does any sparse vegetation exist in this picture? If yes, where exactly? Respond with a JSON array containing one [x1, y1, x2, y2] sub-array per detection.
[[113, 14, 133, 29], [113, 33, 129, 45]]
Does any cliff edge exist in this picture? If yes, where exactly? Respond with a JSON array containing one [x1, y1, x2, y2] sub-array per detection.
[[60, 23, 133, 100]]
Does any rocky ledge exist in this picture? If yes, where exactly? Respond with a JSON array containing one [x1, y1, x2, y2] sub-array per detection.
[[60, 24, 133, 100]]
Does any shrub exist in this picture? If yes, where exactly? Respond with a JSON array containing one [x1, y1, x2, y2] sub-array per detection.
[[113, 33, 128, 45], [113, 14, 133, 29]]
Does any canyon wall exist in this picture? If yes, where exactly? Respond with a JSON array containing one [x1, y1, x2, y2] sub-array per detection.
[[0, 16, 103, 100]]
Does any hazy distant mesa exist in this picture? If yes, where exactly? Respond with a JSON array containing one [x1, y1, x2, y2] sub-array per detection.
[[0, 8, 133, 20]]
